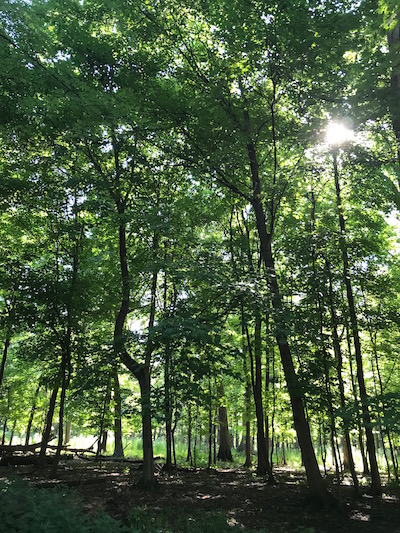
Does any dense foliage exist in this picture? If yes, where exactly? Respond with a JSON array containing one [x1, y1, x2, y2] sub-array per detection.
[[0, 0, 399, 501]]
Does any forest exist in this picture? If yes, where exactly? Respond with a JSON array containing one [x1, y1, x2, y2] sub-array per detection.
[[0, 0, 399, 531]]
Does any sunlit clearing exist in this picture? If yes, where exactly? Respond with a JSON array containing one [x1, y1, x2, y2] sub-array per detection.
[[326, 122, 354, 145]]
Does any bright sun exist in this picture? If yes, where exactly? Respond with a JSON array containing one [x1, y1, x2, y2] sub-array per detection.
[[326, 122, 354, 145]]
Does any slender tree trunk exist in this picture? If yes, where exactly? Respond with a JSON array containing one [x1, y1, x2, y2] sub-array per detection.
[[63, 420, 71, 445], [172, 425, 177, 467], [217, 383, 233, 462], [265, 319, 271, 467], [8, 420, 16, 445], [213, 417, 217, 464], [0, 336, 11, 391], [241, 101, 329, 501], [388, 19, 400, 177], [186, 403, 193, 465], [97, 378, 111, 458], [363, 292, 399, 481], [1, 418, 7, 445], [270, 347, 276, 468], [110, 135, 157, 487], [243, 343, 252, 467], [208, 376, 213, 467], [138, 367, 154, 488], [332, 150, 381, 495], [51, 351, 68, 476], [253, 311, 273, 478], [345, 321, 369, 476], [319, 423, 327, 476], [193, 404, 199, 468], [165, 344, 173, 471], [326, 264, 359, 493], [113, 368, 124, 459], [252, 203, 327, 498], [25, 384, 41, 446], [39, 376, 61, 466]]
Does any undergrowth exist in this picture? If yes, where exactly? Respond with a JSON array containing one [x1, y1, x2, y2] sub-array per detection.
[[0, 478, 266, 532]]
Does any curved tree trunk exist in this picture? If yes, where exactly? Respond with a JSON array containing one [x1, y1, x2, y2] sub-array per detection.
[[112, 169, 157, 487]]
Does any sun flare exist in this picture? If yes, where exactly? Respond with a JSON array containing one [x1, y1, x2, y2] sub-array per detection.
[[326, 122, 354, 145]]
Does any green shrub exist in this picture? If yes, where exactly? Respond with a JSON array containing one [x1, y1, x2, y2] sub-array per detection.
[[0, 478, 130, 533]]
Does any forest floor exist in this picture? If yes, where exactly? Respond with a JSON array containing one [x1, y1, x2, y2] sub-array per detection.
[[1, 458, 399, 532]]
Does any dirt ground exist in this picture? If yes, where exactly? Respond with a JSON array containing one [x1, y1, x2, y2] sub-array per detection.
[[1, 458, 399, 532]]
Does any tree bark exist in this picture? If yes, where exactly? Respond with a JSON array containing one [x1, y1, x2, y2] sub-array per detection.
[[186, 403, 193, 465], [0, 337, 11, 391], [332, 150, 381, 495], [138, 367, 154, 488], [326, 263, 359, 493], [25, 384, 41, 446], [112, 172, 157, 486], [243, 341, 252, 468], [1, 418, 7, 445], [113, 368, 124, 459], [217, 383, 233, 462], [388, 19, 400, 176], [253, 311, 273, 478], [165, 343, 173, 471], [39, 377, 60, 466], [241, 101, 330, 500], [51, 349, 68, 476], [251, 187, 328, 499]]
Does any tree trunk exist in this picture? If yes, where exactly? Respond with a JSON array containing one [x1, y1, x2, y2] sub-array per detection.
[[388, 19, 400, 177], [327, 264, 359, 493], [186, 403, 193, 465], [25, 384, 41, 446], [252, 198, 328, 498], [165, 344, 173, 471], [243, 345, 252, 467], [345, 321, 369, 476], [9, 420, 16, 445], [138, 368, 154, 488], [39, 377, 60, 467], [1, 418, 7, 445], [97, 378, 111, 458], [112, 177, 157, 486], [0, 336, 11, 391], [113, 369, 124, 459], [51, 350, 68, 476], [253, 311, 273, 478], [332, 150, 381, 495], [217, 383, 233, 462], [242, 102, 329, 501], [208, 376, 213, 467], [363, 292, 399, 481], [63, 421, 71, 445]]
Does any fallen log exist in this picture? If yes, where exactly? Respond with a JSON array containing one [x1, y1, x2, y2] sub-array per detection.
[[0, 455, 55, 466], [0, 436, 55, 454]]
